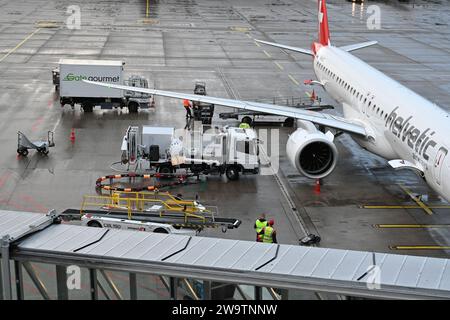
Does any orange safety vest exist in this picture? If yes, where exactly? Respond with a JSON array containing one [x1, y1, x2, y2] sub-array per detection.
[[183, 99, 190, 108]]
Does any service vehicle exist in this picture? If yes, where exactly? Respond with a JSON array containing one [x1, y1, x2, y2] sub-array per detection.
[[192, 82, 214, 124], [219, 96, 331, 127], [60, 191, 241, 234], [121, 123, 260, 180], [54, 59, 152, 113]]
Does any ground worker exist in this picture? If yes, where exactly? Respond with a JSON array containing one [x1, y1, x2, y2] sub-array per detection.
[[183, 99, 192, 119], [254, 213, 268, 242], [260, 219, 277, 244], [239, 122, 251, 129]]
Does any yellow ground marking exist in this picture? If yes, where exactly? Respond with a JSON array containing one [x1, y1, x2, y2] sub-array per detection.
[[139, 18, 159, 24], [390, 245, 450, 250], [263, 50, 271, 58], [375, 224, 450, 229], [0, 28, 41, 63], [230, 26, 251, 32], [36, 21, 59, 28], [288, 74, 300, 86], [398, 185, 433, 215], [362, 205, 450, 209], [274, 61, 284, 70]]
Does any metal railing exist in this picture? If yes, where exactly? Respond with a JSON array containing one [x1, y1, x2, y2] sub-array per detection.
[[80, 191, 211, 223]]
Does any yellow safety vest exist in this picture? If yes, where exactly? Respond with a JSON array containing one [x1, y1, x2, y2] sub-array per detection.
[[262, 226, 274, 243], [239, 122, 251, 129], [255, 219, 267, 233]]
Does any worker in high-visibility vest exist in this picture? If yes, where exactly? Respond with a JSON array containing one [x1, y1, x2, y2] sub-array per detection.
[[254, 213, 268, 242], [239, 122, 251, 129], [260, 219, 277, 244], [183, 99, 192, 119]]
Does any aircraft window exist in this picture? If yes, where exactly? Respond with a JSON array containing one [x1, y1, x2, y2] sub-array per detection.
[[368, 101, 372, 107], [364, 98, 367, 103], [384, 114, 388, 120], [377, 107, 380, 114]]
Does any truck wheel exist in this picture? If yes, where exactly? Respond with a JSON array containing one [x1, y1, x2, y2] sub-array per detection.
[[128, 102, 138, 113], [242, 117, 252, 126], [226, 166, 239, 181], [17, 149, 28, 156], [88, 221, 102, 228], [158, 165, 173, 177], [82, 104, 93, 113], [154, 228, 169, 234]]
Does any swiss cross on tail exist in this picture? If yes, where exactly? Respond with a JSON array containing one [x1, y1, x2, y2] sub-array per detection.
[[318, 0, 330, 46]]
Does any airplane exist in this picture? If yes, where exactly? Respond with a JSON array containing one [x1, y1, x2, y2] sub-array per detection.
[[84, 0, 450, 202]]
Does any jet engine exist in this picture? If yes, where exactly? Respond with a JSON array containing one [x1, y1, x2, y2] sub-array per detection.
[[286, 121, 338, 179]]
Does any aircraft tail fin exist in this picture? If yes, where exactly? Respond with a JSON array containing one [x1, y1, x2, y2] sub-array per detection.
[[318, 0, 330, 46]]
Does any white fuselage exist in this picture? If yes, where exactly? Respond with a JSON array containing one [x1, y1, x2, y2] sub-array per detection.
[[313, 45, 450, 201]]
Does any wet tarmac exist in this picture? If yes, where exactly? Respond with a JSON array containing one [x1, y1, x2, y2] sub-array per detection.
[[1, 0, 450, 298]]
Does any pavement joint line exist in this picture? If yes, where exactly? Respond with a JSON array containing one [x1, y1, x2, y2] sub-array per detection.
[[375, 224, 450, 228], [288, 74, 300, 86], [274, 61, 284, 70], [259, 146, 309, 237], [0, 28, 41, 63], [390, 246, 450, 250], [398, 184, 433, 215]]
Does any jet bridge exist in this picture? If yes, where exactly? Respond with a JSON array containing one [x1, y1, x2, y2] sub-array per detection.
[[1, 209, 450, 300]]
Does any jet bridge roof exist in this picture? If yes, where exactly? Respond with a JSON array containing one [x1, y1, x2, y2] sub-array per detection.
[[1, 210, 450, 299], [0, 210, 54, 242]]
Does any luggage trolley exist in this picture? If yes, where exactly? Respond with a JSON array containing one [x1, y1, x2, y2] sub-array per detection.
[[17, 131, 55, 156]]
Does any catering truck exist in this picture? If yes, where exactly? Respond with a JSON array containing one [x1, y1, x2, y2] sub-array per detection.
[[121, 124, 260, 180], [55, 59, 152, 113]]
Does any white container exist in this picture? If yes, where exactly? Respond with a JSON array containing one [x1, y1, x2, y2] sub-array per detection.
[[141, 126, 174, 156], [59, 59, 124, 98]]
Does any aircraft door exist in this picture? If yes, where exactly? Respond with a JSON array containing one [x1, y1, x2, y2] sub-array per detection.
[[433, 146, 448, 186]]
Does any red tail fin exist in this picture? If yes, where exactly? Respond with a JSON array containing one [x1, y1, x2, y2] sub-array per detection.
[[318, 0, 330, 46]]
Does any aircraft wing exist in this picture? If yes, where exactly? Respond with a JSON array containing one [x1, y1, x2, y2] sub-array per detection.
[[83, 80, 367, 137], [340, 41, 378, 52], [254, 39, 313, 56]]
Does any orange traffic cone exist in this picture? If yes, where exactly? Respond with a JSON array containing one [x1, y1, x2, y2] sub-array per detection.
[[314, 179, 321, 193], [70, 128, 75, 143], [311, 89, 316, 102]]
